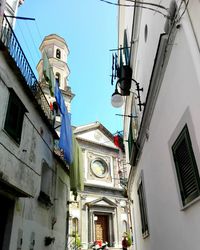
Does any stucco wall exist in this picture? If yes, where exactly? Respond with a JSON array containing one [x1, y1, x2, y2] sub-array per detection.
[[128, 3, 200, 250], [0, 49, 70, 249]]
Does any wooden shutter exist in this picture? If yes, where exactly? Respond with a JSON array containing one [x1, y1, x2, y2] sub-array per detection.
[[123, 29, 130, 65], [137, 181, 149, 238], [172, 125, 200, 205], [128, 118, 134, 158]]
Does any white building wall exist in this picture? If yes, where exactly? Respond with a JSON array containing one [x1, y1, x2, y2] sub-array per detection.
[[132, 20, 200, 248], [120, 1, 200, 250], [188, 0, 200, 49]]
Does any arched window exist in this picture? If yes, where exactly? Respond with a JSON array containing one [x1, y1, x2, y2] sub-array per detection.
[[55, 73, 60, 86], [72, 217, 79, 234], [122, 220, 127, 234], [56, 49, 61, 59]]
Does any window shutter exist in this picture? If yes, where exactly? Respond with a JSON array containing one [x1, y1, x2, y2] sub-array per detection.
[[137, 180, 149, 238], [128, 118, 134, 158], [123, 29, 130, 65], [172, 125, 200, 205]]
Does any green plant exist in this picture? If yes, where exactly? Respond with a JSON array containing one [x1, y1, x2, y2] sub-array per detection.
[[73, 233, 82, 248], [127, 232, 132, 247]]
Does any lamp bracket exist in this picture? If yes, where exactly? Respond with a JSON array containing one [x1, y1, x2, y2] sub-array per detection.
[[109, 46, 131, 52], [115, 114, 138, 118], [134, 80, 145, 111]]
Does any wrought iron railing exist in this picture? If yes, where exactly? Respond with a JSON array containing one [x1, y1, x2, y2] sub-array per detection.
[[0, 15, 51, 120]]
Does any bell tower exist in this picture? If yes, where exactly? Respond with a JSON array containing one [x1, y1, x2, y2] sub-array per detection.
[[37, 34, 74, 113]]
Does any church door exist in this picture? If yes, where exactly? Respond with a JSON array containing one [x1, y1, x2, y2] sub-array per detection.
[[95, 215, 109, 243]]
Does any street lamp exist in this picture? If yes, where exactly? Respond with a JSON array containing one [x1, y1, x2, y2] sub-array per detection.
[[111, 81, 124, 108], [111, 65, 132, 108], [111, 78, 145, 111]]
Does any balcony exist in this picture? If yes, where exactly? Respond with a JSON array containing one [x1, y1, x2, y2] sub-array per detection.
[[0, 15, 52, 121]]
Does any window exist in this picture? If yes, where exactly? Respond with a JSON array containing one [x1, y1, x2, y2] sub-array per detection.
[[137, 179, 149, 238], [144, 24, 148, 42], [53, 101, 60, 116], [90, 159, 108, 178], [123, 29, 130, 65], [55, 73, 60, 86], [72, 217, 79, 235], [56, 49, 61, 59], [128, 118, 134, 158], [38, 160, 53, 207], [4, 88, 26, 144], [172, 125, 200, 206], [122, 220, 127, 234]]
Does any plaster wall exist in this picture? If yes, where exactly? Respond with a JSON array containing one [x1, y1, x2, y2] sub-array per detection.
[[188, 0, 200, 49], [0, 55, 53, 197], [131, 8, 200, 250], [0, 50, 70, 249]]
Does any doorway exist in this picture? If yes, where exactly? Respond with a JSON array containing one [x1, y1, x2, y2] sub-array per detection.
[[0, 194, 14, 250], [95, 214, 109, 243]]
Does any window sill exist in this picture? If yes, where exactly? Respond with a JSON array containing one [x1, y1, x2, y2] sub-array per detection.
[[3, 129, 20, 147], [180, 195, 200, 211], [38, 191, 53, 208], [142, 231, 149, 239]]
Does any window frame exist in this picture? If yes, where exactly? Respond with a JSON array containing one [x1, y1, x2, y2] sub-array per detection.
[[90, 158, 108, 178], [172, 124, 200, 206], [4, 88, 27, 144], [38, 160, 53, 207], [137, 173, 149, 238], [55, 72, 60, 87], [56, 49, 61, 59]]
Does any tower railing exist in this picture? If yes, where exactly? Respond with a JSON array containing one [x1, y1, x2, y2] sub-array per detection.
[[0, 15, 51, 120]]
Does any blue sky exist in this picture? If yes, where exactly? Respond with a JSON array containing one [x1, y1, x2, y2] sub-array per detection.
[[15, 0, 122, 134]]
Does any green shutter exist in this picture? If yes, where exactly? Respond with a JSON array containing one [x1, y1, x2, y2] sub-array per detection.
[[137, 181, 149, 237], [172, 125, 200, 205], [128, 118, 134, 158], [123, 29, 130, 65]]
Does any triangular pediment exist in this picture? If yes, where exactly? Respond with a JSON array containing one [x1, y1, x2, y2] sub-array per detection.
[[73, 122, 117, 149], [86, 197, 117, 208]]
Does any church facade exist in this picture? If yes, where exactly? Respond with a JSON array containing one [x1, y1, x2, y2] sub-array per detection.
[[68, 122, 130, 250]]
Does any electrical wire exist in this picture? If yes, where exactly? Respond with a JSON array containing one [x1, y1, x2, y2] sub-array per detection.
[[17, 21, 37, 67], [35, 19, 43, 41], [125, 0, 168, 11], [177, 0, 189, 23], [25, 21, 41, 60], [99, 0, 169, 19], [165, 0, 186, 47], [16, 18, 44, 72]]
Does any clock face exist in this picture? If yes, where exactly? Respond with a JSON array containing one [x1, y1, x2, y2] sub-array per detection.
[[91, 159, 107, 178]]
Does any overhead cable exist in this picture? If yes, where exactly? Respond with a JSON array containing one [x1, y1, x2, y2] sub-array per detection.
[[125, 0, 168, 11], [99, 0, 169, 19]]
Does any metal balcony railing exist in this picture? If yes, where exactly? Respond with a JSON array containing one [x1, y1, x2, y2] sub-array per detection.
[[0, 15, 51, 120]]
